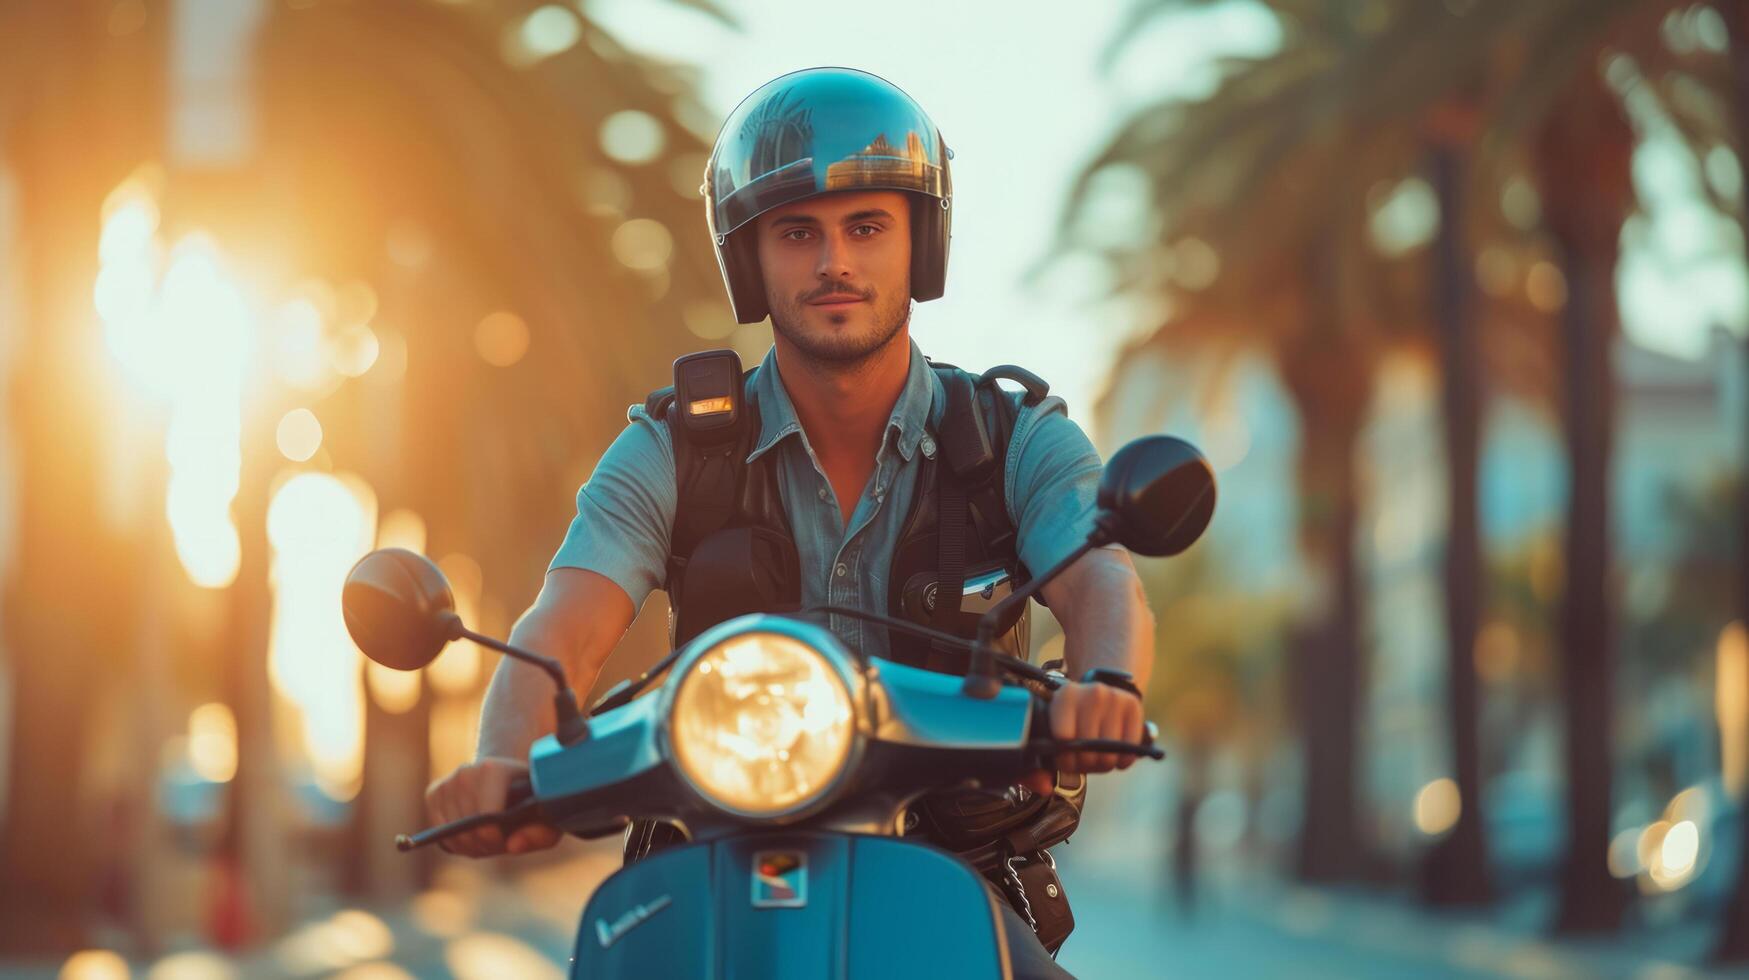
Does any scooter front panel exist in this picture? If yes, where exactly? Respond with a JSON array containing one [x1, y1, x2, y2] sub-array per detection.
[[571, 833, 1007, 979], [572, 842, 715, 978], [844, 836, 1008, 980]]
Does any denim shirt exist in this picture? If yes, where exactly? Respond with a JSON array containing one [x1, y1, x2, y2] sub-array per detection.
[[548, 340, 1104, 660]]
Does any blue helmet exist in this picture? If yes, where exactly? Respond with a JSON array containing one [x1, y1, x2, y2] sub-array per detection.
[[703, 68, 954, 324]]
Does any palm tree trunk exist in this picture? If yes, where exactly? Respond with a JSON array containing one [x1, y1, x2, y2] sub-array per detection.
[[1535, 70, 1633, 936], [0, 0, 163, 953], [1547, 226, 1626, 934], [214, 452, 289, 946], [1419, 139, 1493, 906], [1710, 0, 1749, 960], [1280, 317, 1374, 883]]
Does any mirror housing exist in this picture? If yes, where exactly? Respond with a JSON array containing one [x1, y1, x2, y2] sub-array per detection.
[[1096, 436, 1216, 557], [342, 548, 462, 671]]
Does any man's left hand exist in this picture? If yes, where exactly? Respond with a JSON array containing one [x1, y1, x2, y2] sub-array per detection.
[[1020, 680, 1145, 796]]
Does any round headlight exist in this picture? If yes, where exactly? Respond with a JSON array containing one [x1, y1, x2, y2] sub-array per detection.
[[668, 629, 855, 819]]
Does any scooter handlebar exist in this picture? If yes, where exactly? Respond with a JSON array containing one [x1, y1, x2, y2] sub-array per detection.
[[395, 774, 540, 853], [1025, 692, 1165, 762]]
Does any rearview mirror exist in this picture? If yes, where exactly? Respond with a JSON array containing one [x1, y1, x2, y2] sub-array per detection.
[[1096, 436, 1216, 557], [342, 548, 462, 671]]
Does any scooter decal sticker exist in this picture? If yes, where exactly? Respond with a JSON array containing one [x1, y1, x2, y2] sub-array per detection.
[[751, 850, 808, 909], [595, 894, 672, 948]]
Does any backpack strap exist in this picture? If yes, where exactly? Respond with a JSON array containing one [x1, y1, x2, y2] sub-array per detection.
[[917, 363, 1034, 642], [978, 364, 1050, 407], [657, 363, 763, 597]]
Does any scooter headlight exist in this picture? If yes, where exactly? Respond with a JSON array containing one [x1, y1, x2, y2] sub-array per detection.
[[667, 624, 856, 820]]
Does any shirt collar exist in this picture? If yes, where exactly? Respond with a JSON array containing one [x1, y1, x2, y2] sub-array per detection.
[[746, 339, 940, 464]]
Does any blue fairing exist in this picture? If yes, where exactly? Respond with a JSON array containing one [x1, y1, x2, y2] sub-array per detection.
[[571, 832, 1010, 979]]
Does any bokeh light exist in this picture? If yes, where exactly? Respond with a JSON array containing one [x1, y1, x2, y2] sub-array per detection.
[[1413, 777, 1461, 837], [187, 702, 238, 783], [600, 109, 665, 164], [474, 311, 531, 368], [157, 235, 251, 590], [1720, 622, 1747, 798], [1526, 261, 1568, 313], [427, 553, 484, 696], [504, 5, 582, 66], [270, 299, 331, 390], [266, 471, 377, 801], [59, 950, 128, 980], [445, 932, 563, 980], [143, 951, 234, 980], [611, 218, 674, 272], [276, 408, 324, 462], [330, 324, 381, 378]]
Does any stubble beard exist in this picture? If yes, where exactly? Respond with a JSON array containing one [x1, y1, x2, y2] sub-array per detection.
[[768, 281, 912, 368]]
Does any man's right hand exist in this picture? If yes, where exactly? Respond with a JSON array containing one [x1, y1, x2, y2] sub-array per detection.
[[425, 756, 563, 857]]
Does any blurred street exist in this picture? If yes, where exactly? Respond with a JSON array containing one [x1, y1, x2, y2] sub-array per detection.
[[7, 832, 1749, 980]]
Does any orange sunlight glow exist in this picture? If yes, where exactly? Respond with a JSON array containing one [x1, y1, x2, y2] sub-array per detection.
[[266, 471, 377, 801], [159, 235, 251, 589], [428, 553, 484, 696], [187, 701, 238, 783], [98, 182, 253, 589], [1720, 621, 1747, 799], [367, 509, 429, 714]]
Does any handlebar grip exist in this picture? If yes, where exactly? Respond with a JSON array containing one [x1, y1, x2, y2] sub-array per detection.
[[1025, 690, 1166, 762], [395, 771, 542, 852]]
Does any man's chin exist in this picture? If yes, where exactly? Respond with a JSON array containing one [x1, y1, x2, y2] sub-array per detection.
[[771, 299, 908, 364]]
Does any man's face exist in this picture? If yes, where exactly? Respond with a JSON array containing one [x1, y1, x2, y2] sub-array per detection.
[[753, 189, 913, 364]]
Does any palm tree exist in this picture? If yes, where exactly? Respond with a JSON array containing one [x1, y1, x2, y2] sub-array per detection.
[[0, 0, 731, 948], [242, 0, 732, 900], [1712, 0, 1749, 961], [0, 0, 168, 954], [1065, 0, 1668, 921]]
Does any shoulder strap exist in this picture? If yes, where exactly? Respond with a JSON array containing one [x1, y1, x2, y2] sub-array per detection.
[[658, 364, 763, 593], [924, 364, 1035, 626]]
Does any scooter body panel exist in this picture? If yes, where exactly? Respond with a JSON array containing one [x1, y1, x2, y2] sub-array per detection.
[[571, 832, 1008, 979]]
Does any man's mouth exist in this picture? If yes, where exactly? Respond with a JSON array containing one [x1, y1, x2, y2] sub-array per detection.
[[807, 294, 865, 307]]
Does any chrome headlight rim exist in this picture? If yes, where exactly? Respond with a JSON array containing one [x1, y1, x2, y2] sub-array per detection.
[[657, 613, 866, 823]]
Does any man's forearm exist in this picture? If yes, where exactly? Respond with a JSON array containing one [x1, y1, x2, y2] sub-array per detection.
[[1054, 548, 1155, 692], [475, 611, 608, 760], [470, 569, 637, 761]]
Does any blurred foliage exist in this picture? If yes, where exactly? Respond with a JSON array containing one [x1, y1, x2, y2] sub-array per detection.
[[248, 0, 741, 608], [1139, 549, 1293, 753], [1637, 473, 1740, 673]]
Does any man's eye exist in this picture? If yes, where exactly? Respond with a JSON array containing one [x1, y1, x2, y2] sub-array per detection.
[[851, 224, 880, 237], [782, 229, 812, 241]]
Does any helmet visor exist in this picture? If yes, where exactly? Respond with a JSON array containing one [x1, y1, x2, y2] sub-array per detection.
[[706, 68, 950, 239]]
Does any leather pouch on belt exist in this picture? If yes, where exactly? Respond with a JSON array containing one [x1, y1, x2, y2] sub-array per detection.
[[918, 783, 1049, 850], [1013, 854, 1074, 954]]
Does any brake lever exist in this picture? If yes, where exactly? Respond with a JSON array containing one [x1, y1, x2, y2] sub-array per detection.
[[1032, 736, 1166, 761], [395, 774, 540, 853], [393, 774, 633, 851]]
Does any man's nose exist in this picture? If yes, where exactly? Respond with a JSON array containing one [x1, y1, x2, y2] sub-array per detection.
[[813, 232, 854, 280]]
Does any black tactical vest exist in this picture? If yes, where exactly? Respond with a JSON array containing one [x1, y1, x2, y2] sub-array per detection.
[[646, 353, 1051, 669]]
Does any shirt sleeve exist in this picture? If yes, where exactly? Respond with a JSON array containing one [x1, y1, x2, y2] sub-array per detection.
[[546, 404, 676, 610], [1004, 394, 1105, 576]]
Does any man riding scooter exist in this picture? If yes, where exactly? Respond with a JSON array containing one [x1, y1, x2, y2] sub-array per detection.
[[423, 67, 1157, 976]]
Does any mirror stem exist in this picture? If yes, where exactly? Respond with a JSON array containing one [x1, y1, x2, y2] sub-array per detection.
[[446, 614, 591, 744], [962, 513, 1118, 699]]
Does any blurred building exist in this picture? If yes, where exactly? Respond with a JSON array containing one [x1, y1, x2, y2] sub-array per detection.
[[1097, 326, 1747, 877]]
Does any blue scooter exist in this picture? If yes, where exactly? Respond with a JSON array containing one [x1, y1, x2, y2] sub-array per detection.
[[341, 435, 1215, 978]]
